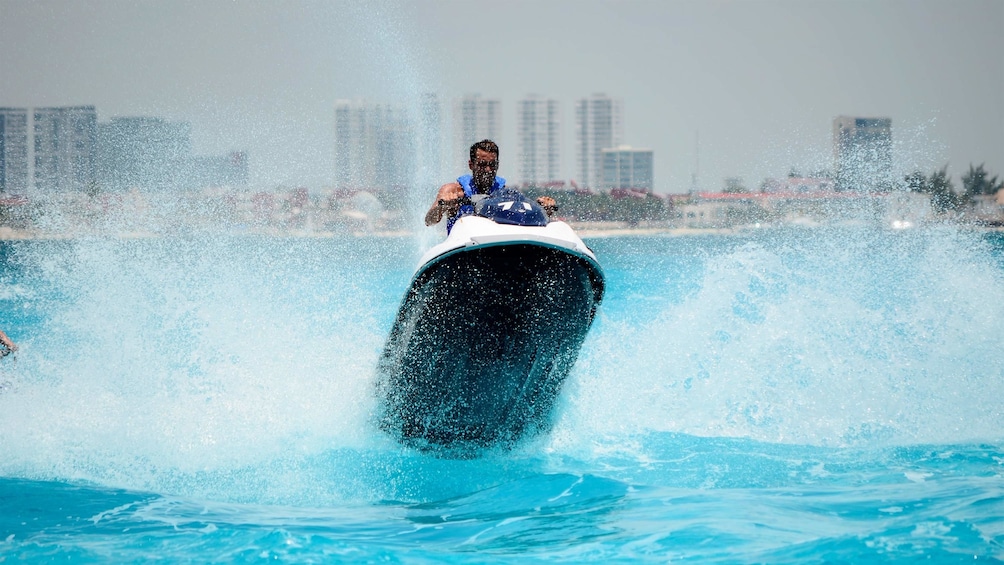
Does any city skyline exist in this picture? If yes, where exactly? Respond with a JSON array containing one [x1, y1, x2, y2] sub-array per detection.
[[0, 105, 247, 193], [3, 96, 649, 194], [0, 101, 952, 195], [1, 0, 1001, 193]]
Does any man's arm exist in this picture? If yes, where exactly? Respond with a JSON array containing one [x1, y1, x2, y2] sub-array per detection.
[[425, 182, 465, 226], [0, 329, 16, 356]]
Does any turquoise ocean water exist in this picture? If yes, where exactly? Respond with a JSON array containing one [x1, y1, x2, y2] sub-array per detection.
[[1, 228, 1003, 562]]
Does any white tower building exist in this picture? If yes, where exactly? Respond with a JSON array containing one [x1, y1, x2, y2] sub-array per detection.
[[832, 116, 893, 191], [516, 95, 561, 187], [453, 94, 501, 170], [601, 145, 654, 190], [33, 106, 98, 192], [417, 93, 445, 188], [575, 94, 623, 190], [334, 99, 415, 192], [0, 108, 29, 193], [97, 116, 192, 191]]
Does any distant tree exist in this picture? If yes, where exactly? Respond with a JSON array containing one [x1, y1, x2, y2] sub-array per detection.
[[723, 177, 747, 193], [904, 171, 927, 193], [904, 167, 960, 214], [524, 187, 670, 224], [927, 165, 961, 215], [758, 178, 781, 193], [961, 163, 1003, 201]]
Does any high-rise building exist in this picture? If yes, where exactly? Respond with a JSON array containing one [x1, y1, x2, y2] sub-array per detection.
[[601, 145, 653, 190], [453, 94, 501, 170], [189, 151, 249, 188], [832, 116, 893, 191], [34, 106, 98, 192], [0, 108, 29, 193], [575, 94, 623, 190], [515, 95, 561, 187], [97, 116, 192, 191], [334, 100, 367, 189], [334, 99, 415, 192], [417, 93, 445, 189]]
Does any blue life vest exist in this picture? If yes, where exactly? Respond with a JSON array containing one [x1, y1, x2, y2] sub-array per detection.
[[447, 174, 506, 233]]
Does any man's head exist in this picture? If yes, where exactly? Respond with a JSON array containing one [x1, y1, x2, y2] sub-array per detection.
[[468, 139, 499, 192]]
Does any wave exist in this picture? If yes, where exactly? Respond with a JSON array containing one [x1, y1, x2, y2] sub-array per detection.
[[1, 228, 1002, 497]]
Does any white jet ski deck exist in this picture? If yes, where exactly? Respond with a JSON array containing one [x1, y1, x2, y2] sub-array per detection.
[[375, 192, 604, 455]]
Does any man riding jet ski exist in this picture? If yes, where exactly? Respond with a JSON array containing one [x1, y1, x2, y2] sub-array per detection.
[[376, 140, 601, 456], [424, 139, 558, 233]]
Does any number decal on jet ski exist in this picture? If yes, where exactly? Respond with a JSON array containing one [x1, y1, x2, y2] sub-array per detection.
[[500, 201, 534, 212]]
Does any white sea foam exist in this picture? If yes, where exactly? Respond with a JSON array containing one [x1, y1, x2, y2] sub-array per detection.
[[2, 228, 1003, 498], [554, 227, 1004, 451]]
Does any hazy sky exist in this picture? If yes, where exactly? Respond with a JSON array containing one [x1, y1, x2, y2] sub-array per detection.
[[2, 0, 1001, 193]]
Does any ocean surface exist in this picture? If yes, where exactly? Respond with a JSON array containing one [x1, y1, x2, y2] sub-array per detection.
[[1, 227, 1003, 562]]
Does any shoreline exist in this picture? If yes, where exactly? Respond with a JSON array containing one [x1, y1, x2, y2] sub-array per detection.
[[1, 223, 1002, 241]]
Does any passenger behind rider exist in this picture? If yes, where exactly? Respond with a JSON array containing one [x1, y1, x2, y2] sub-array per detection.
[[425, 139, 557, 229]]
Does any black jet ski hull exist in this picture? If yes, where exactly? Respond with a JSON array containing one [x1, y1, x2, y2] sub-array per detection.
[[376, 237, 603, 455]]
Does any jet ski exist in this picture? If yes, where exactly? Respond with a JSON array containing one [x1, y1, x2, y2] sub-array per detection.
[[375, 190, 604, 456]]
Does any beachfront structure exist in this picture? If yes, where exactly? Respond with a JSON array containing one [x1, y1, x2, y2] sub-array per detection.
[[33, 106, 98, 193], [334, 99, 416, 192], [97, 116, 193, 191], [516, 95, 561, 187], [0, 108, 29, 193], [760, 176, 836, 193], [684, 190, 891, 229], [832, 116, 893, 191], [453, 94, 501, 170], [601, 145, 653, 190], [575, 94, 624, 190]]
